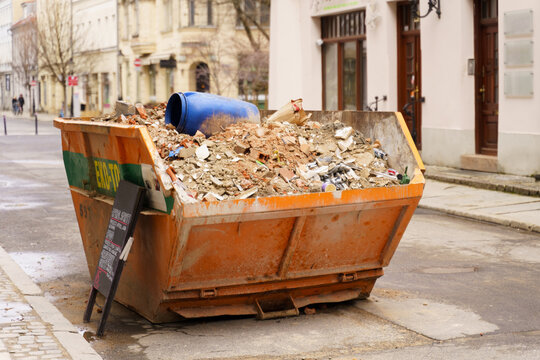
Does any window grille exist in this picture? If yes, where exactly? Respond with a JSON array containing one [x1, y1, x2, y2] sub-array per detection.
[[321, 10, 366, 40]]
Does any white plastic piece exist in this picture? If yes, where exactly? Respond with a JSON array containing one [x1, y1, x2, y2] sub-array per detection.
[[120, 237, 134, 261], [195, 144, 210, 160], [335, 127, 353, 140]]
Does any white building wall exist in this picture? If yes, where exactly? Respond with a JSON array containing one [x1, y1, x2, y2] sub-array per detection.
[[0, 0, 11, 73], [0, 0, 12, 110], [365, 1, 398, 111], [268, 0, 322, 110], [269, 0, 540, 175], [72, 0, 118, 113], [73, 0, 117, 51], [498, 0, 540, 175], [420, 0, 476, 168], [269, 0, 399, 111]]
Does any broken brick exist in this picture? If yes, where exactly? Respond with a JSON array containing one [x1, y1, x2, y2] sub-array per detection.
[[135, 103, 147, 119], [278, 168, 296, 182], [234, 143, 250, 154]]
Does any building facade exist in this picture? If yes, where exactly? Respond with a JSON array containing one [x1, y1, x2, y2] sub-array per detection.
[[73, 0, 118, 115], [118, 0, 269, 107], [11, 0, 37, 115], [269, 0, 540, 176], [38, 0, 118, 115], [37, 0, 269, 114], [0, 0, 12, 111], [0, 0, 25, 111]]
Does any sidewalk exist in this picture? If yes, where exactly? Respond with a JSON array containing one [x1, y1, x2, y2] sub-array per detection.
[[425, 165, 540, 197], [0, 247, 102, 360], [34, 113, 57, 122], [0, 113, 57, 122], [420, 166, 540, 233]]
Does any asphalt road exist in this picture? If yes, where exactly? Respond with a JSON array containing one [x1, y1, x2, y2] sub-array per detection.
[[1, 124, 539, 359]]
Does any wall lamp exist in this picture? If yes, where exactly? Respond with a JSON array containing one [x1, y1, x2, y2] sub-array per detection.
[[411, 0, 441, 19]]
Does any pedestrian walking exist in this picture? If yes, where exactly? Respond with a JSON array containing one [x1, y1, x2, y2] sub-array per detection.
[[18, 94, 24, 115], [11, 97, 18, 115]]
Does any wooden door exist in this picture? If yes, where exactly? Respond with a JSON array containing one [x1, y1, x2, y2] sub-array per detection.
[[475, 0, 498, 155], [397, 2, 422, 149]]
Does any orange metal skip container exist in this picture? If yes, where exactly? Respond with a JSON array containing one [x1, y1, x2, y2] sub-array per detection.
[[54, 111, 425, 323]]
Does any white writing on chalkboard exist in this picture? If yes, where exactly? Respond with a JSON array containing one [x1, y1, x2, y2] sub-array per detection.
[[97, 208, 133, 285], [111, 208, 132, 225], [98, 239, 120, 282]]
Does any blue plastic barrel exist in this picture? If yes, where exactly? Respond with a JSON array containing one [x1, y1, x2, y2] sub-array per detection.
[[164, 92, 260, 136]]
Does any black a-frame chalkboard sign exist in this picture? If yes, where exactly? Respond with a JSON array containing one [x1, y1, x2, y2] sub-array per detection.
[[83, 180, 145, 336]]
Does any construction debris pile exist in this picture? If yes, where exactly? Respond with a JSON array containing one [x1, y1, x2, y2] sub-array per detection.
[[95, 102, 410, 203]]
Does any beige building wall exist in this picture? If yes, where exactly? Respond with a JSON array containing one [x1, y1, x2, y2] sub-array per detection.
[[37, 0, 117, 115], [39, 74, 61, 115], [72, 0, 118, 115], [36, 0, 66, 114], [37, 0, 268, 114], [119, 0, 268, 106]]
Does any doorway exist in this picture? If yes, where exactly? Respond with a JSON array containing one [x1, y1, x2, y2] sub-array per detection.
[[397, 1, 422, 149], [195, 63, 210, 93], [474, 0, 498, 155]]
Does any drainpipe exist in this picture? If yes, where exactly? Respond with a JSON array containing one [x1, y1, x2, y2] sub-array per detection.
[[116, 0, 122, 100]]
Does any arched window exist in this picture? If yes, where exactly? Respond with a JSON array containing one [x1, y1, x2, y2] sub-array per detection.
[[195, 63, 210, 92]]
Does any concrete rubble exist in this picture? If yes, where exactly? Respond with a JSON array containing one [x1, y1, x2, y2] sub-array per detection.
[[94, 102, 410, 203]]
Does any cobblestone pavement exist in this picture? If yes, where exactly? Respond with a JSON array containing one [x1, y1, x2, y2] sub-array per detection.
[[0, 267, 69, 360]]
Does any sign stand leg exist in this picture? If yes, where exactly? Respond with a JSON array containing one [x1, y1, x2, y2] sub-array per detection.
[[97, 261, 126, 336], [84, 287, 97, 323]]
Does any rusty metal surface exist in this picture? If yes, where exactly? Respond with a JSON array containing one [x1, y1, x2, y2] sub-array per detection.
[[54, 111, 425, 323]]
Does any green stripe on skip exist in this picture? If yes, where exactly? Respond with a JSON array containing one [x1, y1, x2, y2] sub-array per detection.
[[62, 151, 173, 214]]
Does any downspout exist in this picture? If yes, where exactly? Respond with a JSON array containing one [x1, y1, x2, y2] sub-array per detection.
[[116, 0, 122, 100]]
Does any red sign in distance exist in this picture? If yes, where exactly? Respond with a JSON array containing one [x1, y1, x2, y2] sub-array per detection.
[[134, 58, 142, 67], [68, 76, 78, 86], [30, 80, 37, 87]]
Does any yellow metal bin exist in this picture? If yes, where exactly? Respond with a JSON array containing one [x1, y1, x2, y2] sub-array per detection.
[[54, 110, 425, 323]]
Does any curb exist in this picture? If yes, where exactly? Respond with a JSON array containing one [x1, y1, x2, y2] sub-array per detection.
[[0, 246, 103, 360], [0, 115, 56, 123], [425, 173, 540, 197], [418, 204, 540, 234]]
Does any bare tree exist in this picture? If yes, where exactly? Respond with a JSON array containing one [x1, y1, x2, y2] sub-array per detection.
[[37, 0, 95, 115], [227, 0, 269, 51], [237, 46, 268, 104], [190, 0, 269, 104], [191, 34, 240, 96], [224, 0, 269, 105], [11, 15, 38, 115], [211, 0, 270, 50]]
